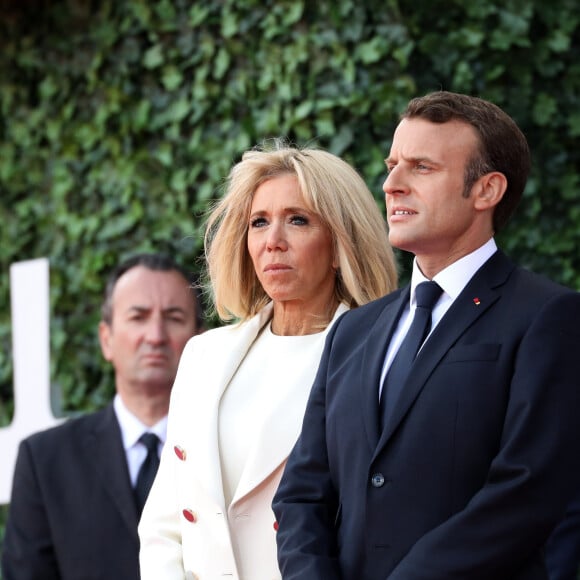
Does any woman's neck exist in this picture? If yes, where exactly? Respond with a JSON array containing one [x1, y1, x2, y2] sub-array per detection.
[[270, 298, 340, 336]]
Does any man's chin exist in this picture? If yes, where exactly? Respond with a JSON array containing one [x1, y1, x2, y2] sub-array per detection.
[[137, 369, 176, 390], [388, 235, 416, 254]]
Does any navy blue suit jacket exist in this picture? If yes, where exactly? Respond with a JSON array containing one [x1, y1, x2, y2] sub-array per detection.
[[273, 251, 580, 580], [1, 404, 141, 580], [545, 489, 580, 580]]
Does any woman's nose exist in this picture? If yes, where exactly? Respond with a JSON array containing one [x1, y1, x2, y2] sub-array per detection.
[[266, 223, 288, 251]]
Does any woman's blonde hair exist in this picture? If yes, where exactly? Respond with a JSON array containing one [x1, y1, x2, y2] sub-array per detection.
[[204, 140, 398, 321]]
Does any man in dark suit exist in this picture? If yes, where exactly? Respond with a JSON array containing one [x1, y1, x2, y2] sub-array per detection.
[[1, 253, 203, 580], [273, 91, 580, 579]]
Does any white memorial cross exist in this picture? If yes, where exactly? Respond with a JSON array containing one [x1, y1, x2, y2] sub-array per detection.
[[0, 258, 63, 504]]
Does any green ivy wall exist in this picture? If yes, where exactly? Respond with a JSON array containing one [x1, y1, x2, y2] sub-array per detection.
[[1, 0, 580, 565], [1, 0, 579, 422]]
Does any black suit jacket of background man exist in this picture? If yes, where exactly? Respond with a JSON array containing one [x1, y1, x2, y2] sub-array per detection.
[[2, 403, 141, 580]]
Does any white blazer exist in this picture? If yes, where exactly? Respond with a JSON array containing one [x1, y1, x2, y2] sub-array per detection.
[[139, 302, 349, 580]]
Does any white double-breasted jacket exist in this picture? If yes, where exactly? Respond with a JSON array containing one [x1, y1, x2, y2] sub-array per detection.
[[139, 302, 348, 580]]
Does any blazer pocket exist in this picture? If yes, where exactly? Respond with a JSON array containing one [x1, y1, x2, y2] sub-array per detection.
[[444, 343, 500, 363]]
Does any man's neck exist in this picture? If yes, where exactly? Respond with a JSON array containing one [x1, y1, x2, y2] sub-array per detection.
[[116, 390, 170, 427]]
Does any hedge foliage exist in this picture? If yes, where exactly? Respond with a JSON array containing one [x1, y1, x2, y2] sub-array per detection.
[[1, 0, 580, 423]]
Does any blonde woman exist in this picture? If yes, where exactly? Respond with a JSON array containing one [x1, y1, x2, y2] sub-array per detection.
[[138, 141, 398, 579]]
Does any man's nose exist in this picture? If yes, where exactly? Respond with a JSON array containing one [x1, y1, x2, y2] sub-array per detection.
[[145, 318, 168, 343], [383, 166, 408, 197]]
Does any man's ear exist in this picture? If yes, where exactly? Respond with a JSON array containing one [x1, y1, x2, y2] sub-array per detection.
[[98, 321, 113, 362], [473, 171, 507, 211]]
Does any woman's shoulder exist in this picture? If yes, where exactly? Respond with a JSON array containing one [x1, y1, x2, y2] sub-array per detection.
[[185, 320, 247, 349], [184, 307, 272, 351]]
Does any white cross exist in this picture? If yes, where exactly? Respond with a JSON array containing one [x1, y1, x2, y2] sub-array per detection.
[[0, 258, 63, 504]]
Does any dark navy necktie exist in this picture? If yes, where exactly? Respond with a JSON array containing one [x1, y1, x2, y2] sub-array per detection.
[[134, 432, 160, 516], [380, 281, 443, 430]]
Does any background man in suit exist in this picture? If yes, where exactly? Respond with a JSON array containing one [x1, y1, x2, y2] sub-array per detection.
[[1, 253, 203, 580], [273, 91, 580, 580]]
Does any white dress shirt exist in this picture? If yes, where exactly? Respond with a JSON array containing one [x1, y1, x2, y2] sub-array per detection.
[[113, 394, 167, 486], [379, 238, 498, 396]]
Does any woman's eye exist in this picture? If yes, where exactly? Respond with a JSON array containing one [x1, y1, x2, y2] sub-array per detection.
[[250, 217, 268, 228], [290, 215, 308, 225]]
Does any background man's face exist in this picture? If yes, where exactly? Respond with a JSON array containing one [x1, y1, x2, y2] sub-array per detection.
[[99, 266, 198, 396]]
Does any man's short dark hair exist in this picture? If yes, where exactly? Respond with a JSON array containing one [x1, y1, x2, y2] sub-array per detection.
[[402, 91, 531, 232], [101, 253, 204, 329]]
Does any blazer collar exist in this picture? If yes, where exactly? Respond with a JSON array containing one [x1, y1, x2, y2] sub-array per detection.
[[184, 304, 275, 510], [211, 303, 274, 402]]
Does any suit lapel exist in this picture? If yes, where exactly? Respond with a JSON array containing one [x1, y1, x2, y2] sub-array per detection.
[[360, 289, 408, 449], [375, 251, 514, 453], [85, 405, 138, 537]]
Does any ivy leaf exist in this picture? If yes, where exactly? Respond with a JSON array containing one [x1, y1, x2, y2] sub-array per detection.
[[143, 44, 164, 69]]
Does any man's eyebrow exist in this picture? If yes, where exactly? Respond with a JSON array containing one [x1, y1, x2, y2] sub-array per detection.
[[162, 306, 187, 316], [126, 305, 150, 313], [385, 155, 438, 166], [125, 306, 187, 314]]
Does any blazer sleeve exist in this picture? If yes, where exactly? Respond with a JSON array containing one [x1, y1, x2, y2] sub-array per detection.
[[138, 342, 193, 580], [1, 439, 61, 580], [272, 322, 343, 580], [389, 290, 580, 579]]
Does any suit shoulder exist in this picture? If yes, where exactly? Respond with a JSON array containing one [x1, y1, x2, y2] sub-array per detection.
[[341, 289, 403, 323], [513, 266, 577, 295], [507, 266, 579, 309], [23, 406, 110, 450]]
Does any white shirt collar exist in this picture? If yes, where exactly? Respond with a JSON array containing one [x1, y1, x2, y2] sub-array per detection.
[[410, 238, 497, 304], [113, 393, 168, 451]]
